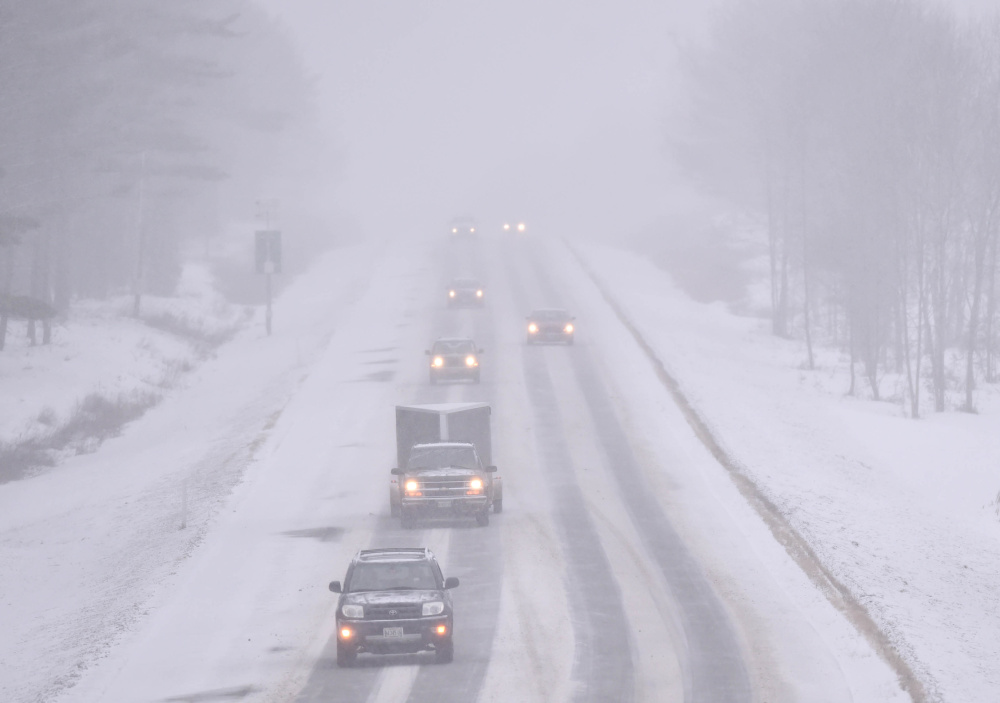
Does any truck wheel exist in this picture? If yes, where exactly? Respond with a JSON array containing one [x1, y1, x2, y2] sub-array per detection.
[[337, 643, 357, 667], [435, 638, 454, 664], [475, 510, 490, 527], [493, 499, 502, 513]]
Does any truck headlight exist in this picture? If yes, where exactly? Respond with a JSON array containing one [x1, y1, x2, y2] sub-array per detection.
[[341, 604, 364, 618], [528, 323, 538, 333], [449, 290, 456, 297], [465, 355, 478, 367], [564, 323, 574, 333], [405, 479, 419, 492], [422, 601, 445, 617], [469, 478, 483, 490], [518, 222, 525, 232], [476, 290, 483, 297]]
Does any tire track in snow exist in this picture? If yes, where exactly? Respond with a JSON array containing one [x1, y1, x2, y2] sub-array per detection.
[[523, 241, 751, 702], [561, 238, 929, 703], [502, 250, 636, 703]]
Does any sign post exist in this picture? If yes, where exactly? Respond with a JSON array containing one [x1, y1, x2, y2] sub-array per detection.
[[255, 229, 282, 335]]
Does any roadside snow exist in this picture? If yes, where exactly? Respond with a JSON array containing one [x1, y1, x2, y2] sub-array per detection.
[[0, 261, 248, 473], [571, 239, 1000, 703], [0, 243, 387, 703]]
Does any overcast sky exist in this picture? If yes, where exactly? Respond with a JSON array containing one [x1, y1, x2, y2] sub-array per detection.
[[259, 0, 997, 239]]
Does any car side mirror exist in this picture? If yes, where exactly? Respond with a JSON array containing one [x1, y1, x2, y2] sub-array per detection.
[[478, 348, 486, 354], [329, 581, 342, 593], [444, 577, 460, 589], [391, 467, 404, 475], [486, 465, 497, 473]]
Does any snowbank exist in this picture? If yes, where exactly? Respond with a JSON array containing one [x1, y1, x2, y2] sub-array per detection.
[[572, 239, 1000, 703]]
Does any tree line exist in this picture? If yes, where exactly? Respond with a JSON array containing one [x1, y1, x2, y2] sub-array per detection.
[[678, 0, 1000, 416], [0, 0, 318, 349]]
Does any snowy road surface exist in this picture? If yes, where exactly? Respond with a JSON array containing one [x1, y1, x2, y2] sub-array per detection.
[[1, 233, 908, 703]]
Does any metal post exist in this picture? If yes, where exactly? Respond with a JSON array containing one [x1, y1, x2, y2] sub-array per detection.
[[132, 151, 146, 318], [266, 271, 272, 335]]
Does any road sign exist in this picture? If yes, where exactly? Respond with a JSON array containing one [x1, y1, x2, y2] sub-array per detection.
[[255, 230, 282, 274]]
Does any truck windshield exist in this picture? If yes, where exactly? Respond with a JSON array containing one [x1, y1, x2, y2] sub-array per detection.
[[432, 340, 475, 354], [407, 445, 478, 470], [348, 561, 439, 592]]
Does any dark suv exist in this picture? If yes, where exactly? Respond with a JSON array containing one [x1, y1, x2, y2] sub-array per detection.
[[329, 548, 460, 666]]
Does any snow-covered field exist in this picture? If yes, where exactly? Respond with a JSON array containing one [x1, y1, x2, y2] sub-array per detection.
[[570, 240, 1000, 703], [0, 232, 995, 702]]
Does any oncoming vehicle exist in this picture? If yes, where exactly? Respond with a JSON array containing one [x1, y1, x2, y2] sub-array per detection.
[[448, 216, 477, 236], [390, 403, 502, 527], [329, 548, 459, 666], [526, 308, 575, 344], [447, 278, 485, 307], [502, 221, 527, 234], [427, 337, 483, 384]]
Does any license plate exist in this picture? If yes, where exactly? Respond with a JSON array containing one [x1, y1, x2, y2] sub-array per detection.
[[436, 500, 451, 509], [383, 627, 404, 638]]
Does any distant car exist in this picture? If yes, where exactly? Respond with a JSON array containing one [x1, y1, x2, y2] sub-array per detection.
[[447, 278, 485, 307], [448, 216, 477, 236], [329, 548, 459, 667], [427, 337, 483, 384], [502, 221, 527, 234], [526, 308, 575, 345]]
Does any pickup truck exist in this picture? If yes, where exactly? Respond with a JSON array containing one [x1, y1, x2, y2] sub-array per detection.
[[390, 403, 502, 527]]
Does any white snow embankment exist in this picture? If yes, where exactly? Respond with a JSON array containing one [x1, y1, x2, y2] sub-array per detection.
[[569, 239, 1000, 703], [0, 240, 404, 703]]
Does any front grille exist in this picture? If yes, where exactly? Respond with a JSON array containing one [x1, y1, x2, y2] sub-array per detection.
[[418, 476, 475, 497], [367, 603, 421, 620]]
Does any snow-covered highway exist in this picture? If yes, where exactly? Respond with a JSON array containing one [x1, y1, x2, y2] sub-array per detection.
[[2, 232, 909, 703]]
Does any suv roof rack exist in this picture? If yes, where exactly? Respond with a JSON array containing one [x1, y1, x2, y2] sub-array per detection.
[[356, 547, 432, 563]]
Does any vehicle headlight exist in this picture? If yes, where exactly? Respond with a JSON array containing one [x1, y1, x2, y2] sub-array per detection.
[[422, 601, 445, 617], [449, 290, 456, 297], [503, 223, 510, 231], [518, 223, 525, 232], [469, 478, 483, 490], [432, 356, 444, 367], [405, 479, 420, 492], [470, 227, 475, 233], [476, 290, 483, 297], [564, 323, 574, 333], [465, 355, 478, 367], [342, 604, 364, 619], [528, 323, 538, 333], [452, 227, 458, 233]]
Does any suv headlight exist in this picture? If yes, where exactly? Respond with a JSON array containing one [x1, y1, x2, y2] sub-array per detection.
[[342, 604, 364, 618], [422, 601, 445, 617]]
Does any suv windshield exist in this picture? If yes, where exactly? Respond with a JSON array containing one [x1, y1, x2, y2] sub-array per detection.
[[407, 445, 478, 471], [432, 340, 475, 354], [348, 561, 439, 592]]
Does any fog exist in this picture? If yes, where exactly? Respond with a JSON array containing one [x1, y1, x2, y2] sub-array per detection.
[[261, 0, 994, 242], [259, 0, 713, 239]]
